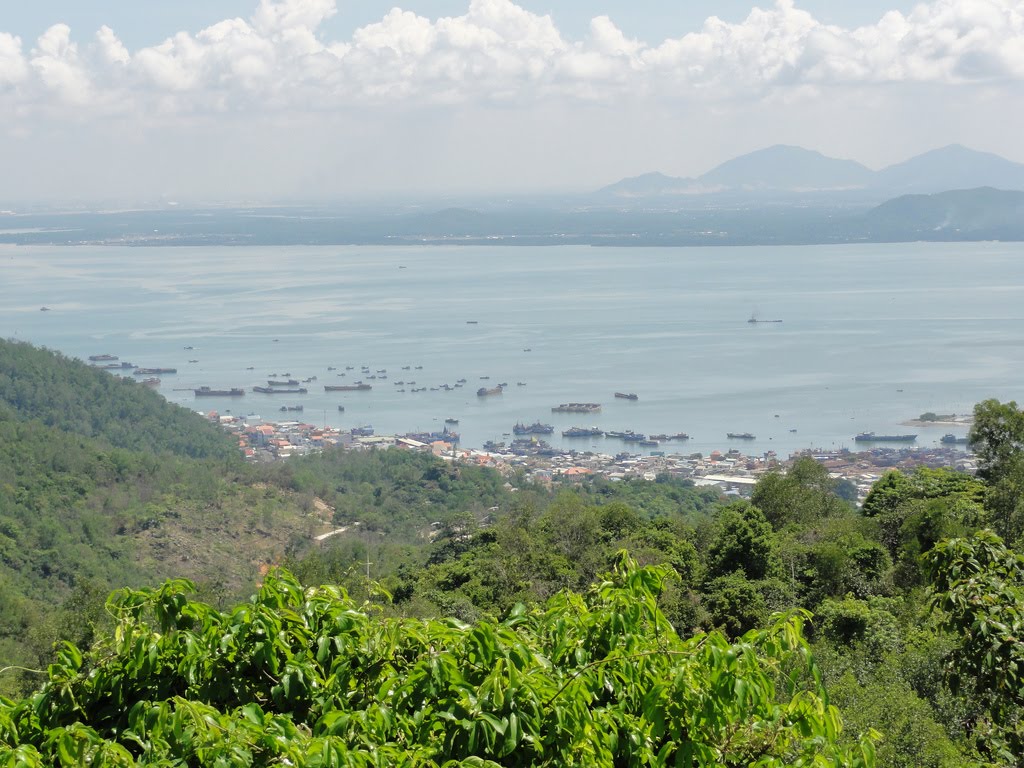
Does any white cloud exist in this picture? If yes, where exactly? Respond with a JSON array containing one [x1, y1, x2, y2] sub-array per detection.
[[1, 0, 1024, 118], [0, 33, 29, 87]]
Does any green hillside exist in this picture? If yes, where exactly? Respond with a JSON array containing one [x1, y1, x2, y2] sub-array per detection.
[[0, 341, 320, 694], [0, 339, 237, 461], [3, 338, 1024, 765]]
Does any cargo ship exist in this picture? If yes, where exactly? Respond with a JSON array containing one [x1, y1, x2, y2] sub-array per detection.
[[477, 386, 503, 397], [854, 433, 916, 442], [253, 386, 308, 394], [89, 354, 118, 361], [940, 434, 970, 444], [279, 405, 304, 412], [563, 427, 603, 437], [614, 392, 639, 400], [513, 422, 554, 435], [551, 403, 601, 413], [140, 377, 161, 388], [268, 379, 299, 386], [194, 386, 245, 397], [134, 367, 177, 375], [324, 384, 372, 392], [727, 432, 756, 439]]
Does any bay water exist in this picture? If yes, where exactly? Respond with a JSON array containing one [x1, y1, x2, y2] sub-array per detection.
[[3, 242, 1023, 457]]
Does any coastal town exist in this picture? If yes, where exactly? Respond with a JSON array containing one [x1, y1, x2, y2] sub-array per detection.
[[209, 410, 977, 504]]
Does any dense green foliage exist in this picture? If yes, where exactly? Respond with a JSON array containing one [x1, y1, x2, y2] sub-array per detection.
[[0, 339, 237, 461], [0, 340, 313, 695], [0, 559, 877, 766], [5, 342, 1024, 765]]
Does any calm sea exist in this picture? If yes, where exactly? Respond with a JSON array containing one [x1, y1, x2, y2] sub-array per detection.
[[3, 242, 1023, 457]]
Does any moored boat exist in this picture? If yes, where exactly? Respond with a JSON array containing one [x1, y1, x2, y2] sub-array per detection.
[[513, 422, 554, 435], [195, 386, 245, 397], [854, 433, 916, 442], [253, 386, 308, 394], [551, 403, 601, 413], [563, 427, 603, 437], [325, 384, 371, 391]]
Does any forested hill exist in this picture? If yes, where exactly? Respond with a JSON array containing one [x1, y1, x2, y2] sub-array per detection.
[[0, 339, 237, 461], [0, 341, 316, 695]]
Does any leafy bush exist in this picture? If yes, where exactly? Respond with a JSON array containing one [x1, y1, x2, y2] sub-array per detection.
[[0, 558, 876, 766]]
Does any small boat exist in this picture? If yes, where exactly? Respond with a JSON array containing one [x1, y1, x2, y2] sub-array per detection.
[[445, 418, 459, 425], [40, 306, 51, 312], [337, 405, 345, 412]]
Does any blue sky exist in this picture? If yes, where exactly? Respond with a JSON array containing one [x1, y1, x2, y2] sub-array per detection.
[[1, 0, 1021, 203]]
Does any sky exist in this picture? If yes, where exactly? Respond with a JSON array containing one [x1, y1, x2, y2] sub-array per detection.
[[1, 0, 1023, 204]]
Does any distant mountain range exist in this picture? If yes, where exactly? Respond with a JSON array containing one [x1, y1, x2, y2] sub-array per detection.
[[598, 144, 1024, 201]]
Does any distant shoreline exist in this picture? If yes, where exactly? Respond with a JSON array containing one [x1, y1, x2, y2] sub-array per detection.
[[901, 418, 974, 428]]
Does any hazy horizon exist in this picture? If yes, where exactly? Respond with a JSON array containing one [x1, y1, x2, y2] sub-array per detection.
[[2, 0, 1022, 205]]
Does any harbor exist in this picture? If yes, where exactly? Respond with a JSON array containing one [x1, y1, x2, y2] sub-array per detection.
[[8, 242, 1021, 460]]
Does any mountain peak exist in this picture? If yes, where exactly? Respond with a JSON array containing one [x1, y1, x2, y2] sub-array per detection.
[[698, 145, 872, 190]]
